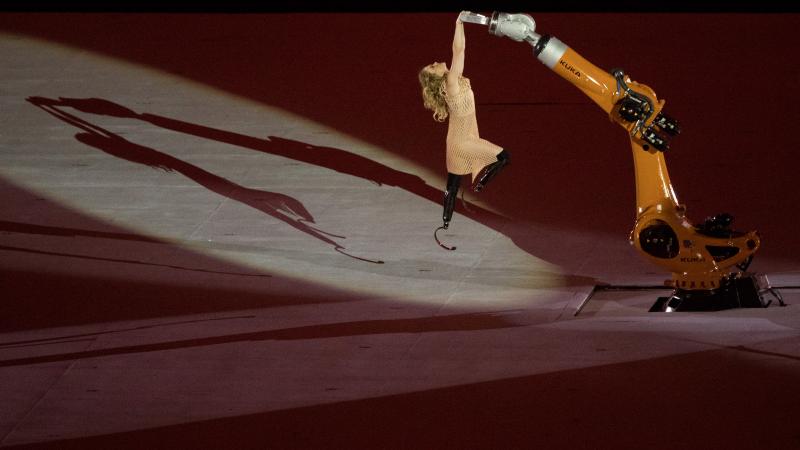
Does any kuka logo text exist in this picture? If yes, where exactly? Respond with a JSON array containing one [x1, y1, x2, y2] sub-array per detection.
[[560, 60, 581, 77]]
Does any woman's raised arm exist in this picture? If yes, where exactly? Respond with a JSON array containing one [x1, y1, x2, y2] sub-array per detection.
[[446, 15, 466, 95]]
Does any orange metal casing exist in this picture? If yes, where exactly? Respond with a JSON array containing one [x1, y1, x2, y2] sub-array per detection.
[[549, 46, 760, 289]]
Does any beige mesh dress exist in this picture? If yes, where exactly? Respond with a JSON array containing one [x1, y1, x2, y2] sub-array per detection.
[[445, 77, 503, 182]]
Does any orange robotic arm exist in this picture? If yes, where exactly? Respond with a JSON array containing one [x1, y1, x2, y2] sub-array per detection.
[[461, 11, 772, 310]]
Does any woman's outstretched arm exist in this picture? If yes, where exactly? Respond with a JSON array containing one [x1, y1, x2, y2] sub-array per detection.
[[446, 15, 465, 95]]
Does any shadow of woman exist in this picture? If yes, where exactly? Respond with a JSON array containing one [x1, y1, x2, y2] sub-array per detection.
[[45, 97, 504, 214], [27, 96, 383, 263], [35, 97, 513, 239]]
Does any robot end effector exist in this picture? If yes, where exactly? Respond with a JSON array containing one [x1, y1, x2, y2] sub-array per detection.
[[460, 11, 540, 45]]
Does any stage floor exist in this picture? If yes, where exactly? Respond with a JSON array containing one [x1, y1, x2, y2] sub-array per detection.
[[1, 13, 799, 449]]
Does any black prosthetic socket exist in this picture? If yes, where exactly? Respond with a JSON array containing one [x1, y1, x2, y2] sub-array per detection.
[[474, 149, 510, 192], [443, 172, 462, 229]]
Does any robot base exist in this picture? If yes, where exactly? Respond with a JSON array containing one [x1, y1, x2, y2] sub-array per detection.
[[650, 273, 784, 312]]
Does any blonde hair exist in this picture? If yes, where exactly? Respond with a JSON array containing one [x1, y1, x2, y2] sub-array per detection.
[[418, 66, 448, 122]]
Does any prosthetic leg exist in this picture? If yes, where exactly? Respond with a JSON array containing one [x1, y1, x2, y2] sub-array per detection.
[[443, 173, 461, 229], [474, 149, 510, 192], [435, 173, 462, 250], [460, 11, 780, 311]]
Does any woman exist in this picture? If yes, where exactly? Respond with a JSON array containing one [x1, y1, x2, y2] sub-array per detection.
[[418, 12, 510, 231]]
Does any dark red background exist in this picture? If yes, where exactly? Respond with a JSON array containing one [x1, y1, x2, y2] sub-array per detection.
[[1, 13, 799, 449]]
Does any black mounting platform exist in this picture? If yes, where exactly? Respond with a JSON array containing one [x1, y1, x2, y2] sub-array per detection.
[[650, 273, 785, 312]]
